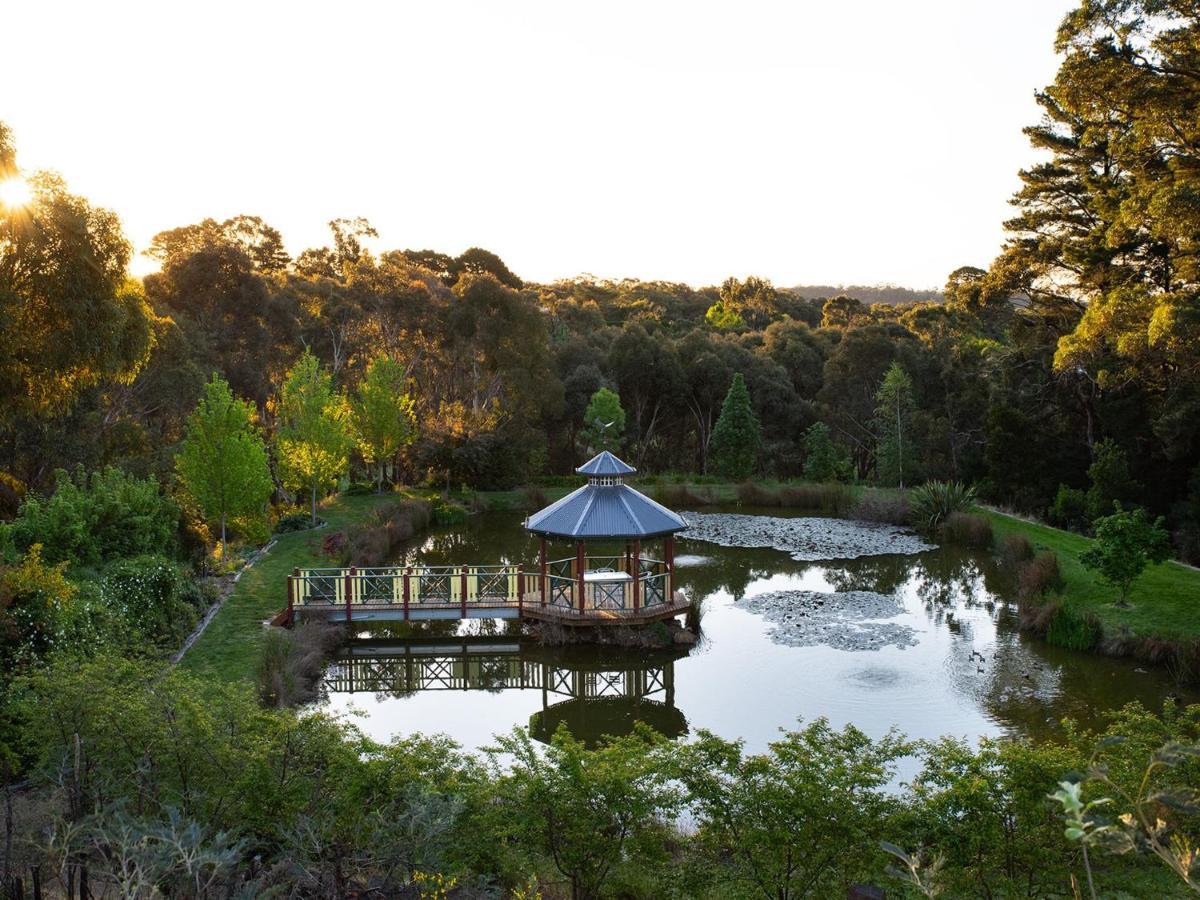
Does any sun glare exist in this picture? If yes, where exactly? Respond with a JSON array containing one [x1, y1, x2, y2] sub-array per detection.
[[0, 177, 32, 209]]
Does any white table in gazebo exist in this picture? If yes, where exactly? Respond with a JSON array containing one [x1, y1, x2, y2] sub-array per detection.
[[583, 570, 633, 610]]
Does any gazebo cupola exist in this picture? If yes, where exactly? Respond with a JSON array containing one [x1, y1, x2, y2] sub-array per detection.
[[524, 451, 688, 619]]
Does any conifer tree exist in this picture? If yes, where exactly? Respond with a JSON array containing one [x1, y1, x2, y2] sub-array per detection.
[[873, 362, 915, 487], [710, 373, 761, 480], [579, 388, 625, 454]]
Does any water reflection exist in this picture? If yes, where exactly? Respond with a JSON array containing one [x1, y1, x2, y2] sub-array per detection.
[[318, 509, 1198, 754], [328, 636, 688, 748]]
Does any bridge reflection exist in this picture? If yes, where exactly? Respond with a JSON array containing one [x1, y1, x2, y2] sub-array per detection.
[[325, 638, 689, 746]]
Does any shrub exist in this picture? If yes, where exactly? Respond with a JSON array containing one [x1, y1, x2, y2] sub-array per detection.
[[997, 533, 1034, 569], [1049, 484, 1087, 531], [736, 481, 779, 506], [11, 466, 180, 567], [100, 555, 197, 645], [910, 480, 976, 533], [274, 512, 318, 534], [256, 623, 344, 707], [851, 490, 911, 525], [941, 512, 993, 549], [522, 485, 548, 509], [347, 526, 390, 567], [343, 481, 375, 496], [778, 483, 855, 516], [432, 500, 468, 526], [1017, 552, 1063, 602], [320, 530, 349, 563], [654, 484, 713, 508]]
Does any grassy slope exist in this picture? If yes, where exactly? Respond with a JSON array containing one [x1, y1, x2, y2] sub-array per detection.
[[180, 493, 399, 682], [985, 509, 1200, 642]]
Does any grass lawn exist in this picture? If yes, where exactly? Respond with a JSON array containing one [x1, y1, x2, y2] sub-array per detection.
[[180, 492, 401, 682], [984, 509, 1200, 642]]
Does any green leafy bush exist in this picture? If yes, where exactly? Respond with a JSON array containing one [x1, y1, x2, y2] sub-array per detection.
[[274, 512, 318, 534], [910, 480, 976, 532], [1080, 502, 1171, 605], [100, 555, 197, 645], [1049, 484, 1088, 531], [11, 467, 179, 567]]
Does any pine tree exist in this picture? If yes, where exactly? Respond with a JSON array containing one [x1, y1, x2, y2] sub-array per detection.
[[873, 362, 915, 487], [710, 373, 761, 480], [275, 351, 353, 525], [803, 422, 849, 483], [579, 388, 625, 454], [176, 375, 273, 553], [349, 355, 417, 493]]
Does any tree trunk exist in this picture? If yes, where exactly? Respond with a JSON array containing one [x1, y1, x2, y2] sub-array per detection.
[[311, 484, 318, 526], [377, 460, 385, 494]]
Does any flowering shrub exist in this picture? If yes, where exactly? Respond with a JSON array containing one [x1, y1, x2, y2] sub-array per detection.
[[100, 555, 198, 646]]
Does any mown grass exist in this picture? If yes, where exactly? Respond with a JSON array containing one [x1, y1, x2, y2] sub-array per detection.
[[985, 509, 1200, 642], [180, 493, 403, 682]]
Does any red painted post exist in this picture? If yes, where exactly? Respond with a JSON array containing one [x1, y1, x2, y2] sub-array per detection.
[[345, 567, 355, 624], [461, 565, 468, 618], [403, 566, 410, 620], [665, 535, 675, 603], [539, 537, 547, 605], [517, 565, 525, 614], [632, 540, 641, 611], [625, 541, 631, 574], [576, 540, 586, 612]]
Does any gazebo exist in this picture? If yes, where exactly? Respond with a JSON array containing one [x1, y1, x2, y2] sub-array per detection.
[[523, 451, 690, 623]]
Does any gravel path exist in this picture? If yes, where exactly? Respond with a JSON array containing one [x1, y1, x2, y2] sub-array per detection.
[[737, 590, 920, 651], [680, 511, 936, 561]]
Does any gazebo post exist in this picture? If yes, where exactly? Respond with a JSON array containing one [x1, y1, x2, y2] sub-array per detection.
[[624, 541, 631, 575], [665, 534, 675, 599], [632, 539, 641, 611], [539, 536, 547, 606], [576, 540, 586, 612]]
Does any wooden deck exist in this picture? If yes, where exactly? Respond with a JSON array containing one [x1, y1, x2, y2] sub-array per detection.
[[288, 591, 689, 626]]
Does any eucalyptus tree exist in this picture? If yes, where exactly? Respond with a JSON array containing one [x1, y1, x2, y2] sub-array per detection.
[[349, 354, 417, 492]]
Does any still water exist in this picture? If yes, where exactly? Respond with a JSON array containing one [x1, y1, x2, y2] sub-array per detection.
[[320, 509, 1194, 753]]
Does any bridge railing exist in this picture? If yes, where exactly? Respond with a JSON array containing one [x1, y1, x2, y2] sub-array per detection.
[[290, 556, 676, 617]]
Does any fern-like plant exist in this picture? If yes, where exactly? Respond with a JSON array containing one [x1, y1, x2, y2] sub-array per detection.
[[909, 480, 976, 532]]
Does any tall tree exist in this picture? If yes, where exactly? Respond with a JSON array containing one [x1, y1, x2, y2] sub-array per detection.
[[0, 123, 153, 421], [349, 355, 417, 492], [275, 351, 352, 525], [874, 362, 916, 487], [710, 373, 761, 480], [176, 375, 273, 552]]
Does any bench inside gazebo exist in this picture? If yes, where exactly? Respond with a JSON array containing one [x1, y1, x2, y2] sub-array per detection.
[[522, 451, 691, 625]]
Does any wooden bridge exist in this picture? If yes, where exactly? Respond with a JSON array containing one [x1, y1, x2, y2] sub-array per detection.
[[285, 553, 689, 626]]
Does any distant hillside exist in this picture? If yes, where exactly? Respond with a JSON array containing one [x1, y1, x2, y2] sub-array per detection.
[[783, 284, 944, 306]]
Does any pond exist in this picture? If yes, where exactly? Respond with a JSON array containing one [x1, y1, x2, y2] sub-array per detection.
[[319, 508, 1196, 754]]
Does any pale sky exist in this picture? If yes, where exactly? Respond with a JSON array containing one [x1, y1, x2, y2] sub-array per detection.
[[4, 0, 1075, 288]]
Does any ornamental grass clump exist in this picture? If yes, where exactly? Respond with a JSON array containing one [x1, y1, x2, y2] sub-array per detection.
[[1017, 551, 1063, 602], [851, 490, 911, 525], [997, 533, 1034, 569], [909, 480, 976, 533], [941, 512, 993, 549]]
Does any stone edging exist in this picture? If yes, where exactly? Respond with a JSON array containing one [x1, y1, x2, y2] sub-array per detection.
[[170, 538, 278, 665]]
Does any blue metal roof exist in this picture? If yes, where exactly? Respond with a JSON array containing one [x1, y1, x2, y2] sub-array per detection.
[[576, 451, 637, 476], [525, 483, 688, 539]]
